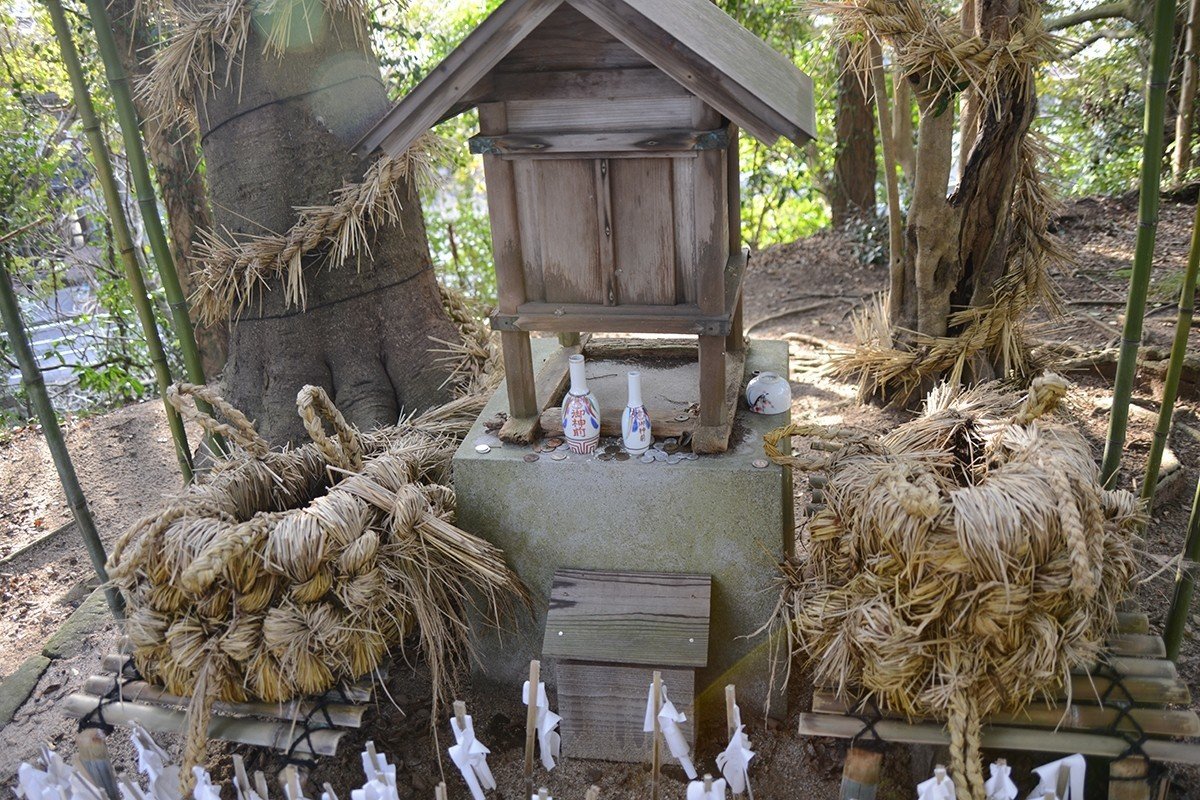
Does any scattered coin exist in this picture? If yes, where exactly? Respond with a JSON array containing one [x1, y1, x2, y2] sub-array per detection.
[[523, 453, 540, 463], [639, 453, 656, 464], [551, 452, 567, 461], [665, 437, 678, 445], [752, 458, 769, 469], [615, 452, 630, 461], [474, 444, 491, 454], [598, 452, 614, 461], [667, 454, 682, 465], [685, 452, 699, 461], [533, 443, 546, 453], [664, 443, 680, 454], [653, 441, 666, 451], [557, 443, 570, 451], [604, 443, 622, 455], [675, 414, 690, 422], [653, 450, 668, 462], [545, 437, 564, 448]]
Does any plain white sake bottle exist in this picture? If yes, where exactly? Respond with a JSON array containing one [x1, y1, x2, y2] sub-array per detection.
[[561, 354, 601, 454], [621, 370, 652, 455]]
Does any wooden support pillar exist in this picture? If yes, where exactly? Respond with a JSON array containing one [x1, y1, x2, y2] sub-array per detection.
[[727, 295, 745, 353], [840, 745, 883, 800], [1109, 756, 1151, 800]]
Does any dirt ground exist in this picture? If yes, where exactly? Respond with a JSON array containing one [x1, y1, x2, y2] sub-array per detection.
[[5, 195, 1200, 798]]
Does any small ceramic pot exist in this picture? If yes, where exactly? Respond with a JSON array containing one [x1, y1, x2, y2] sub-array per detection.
[[562, 354, 600, 453], [621, 371, 652, 455], [745, 371, 790, 415]]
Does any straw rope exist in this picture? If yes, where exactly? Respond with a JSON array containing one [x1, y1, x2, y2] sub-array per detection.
[[108, 298, 515, 789], [768, 374, 1143, 799]]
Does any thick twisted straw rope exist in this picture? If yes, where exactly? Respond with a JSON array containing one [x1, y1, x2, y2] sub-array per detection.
[[297, 385, 363, 471], [766, 375, 1143, 800], [168, 382, 269, 455]]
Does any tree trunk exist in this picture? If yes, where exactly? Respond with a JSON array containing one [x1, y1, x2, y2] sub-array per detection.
[[1174, 0, 1200, 182], [193, 6, 458, 445], [108, 0, 228, 379], [892, 68, 916, 181], [831, 42, 877, 227]]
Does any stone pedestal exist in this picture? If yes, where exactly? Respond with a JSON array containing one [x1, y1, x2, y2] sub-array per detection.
[[453, 338, 792, 729]]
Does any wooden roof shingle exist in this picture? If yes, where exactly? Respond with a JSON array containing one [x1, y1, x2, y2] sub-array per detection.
[[354, 0, 815, 157]]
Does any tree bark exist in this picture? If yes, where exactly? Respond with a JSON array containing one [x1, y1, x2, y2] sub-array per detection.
[[1174, 0, 1200, 182], [892, 67, 916, 180], [108, 0, 228, 379], [831, 42, 877, 227], [192, 6, 458, 445]]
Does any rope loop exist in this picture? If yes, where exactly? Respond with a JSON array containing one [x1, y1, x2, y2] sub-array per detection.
[[168, 383, 270, 456], [296, 385, 363, 472]]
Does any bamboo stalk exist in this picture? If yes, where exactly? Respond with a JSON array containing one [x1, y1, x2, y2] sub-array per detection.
[[1176, 0, 1200, 183], [0, 249, 123, 618], [41, 0, 195, 481], [1141, 198, 1200, 509], [77, 0, 225, 455], [1100, 0, 1178, 487], [1164, 474, 1200, 660]]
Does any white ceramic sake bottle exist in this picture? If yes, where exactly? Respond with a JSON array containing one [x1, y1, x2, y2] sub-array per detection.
[[621, 371, 652, 455], [561, 354, 600, 454]]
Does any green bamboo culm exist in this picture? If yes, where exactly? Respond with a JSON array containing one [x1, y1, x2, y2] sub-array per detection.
[[1164, 474, 1200, 660], [1100, 0, 1178, 488], [1141, 198, 1200, 510], [77, 0, 226, 456], [42, 0, 194, 482], [0, 246, 124, 619]]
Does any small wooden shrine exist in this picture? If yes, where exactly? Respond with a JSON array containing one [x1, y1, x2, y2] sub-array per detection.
[[357, 0, 815, 453]]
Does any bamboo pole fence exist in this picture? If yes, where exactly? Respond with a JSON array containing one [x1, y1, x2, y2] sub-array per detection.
[[77, 0, 224, 455], [1142, 198, 1200, 510], [42, 0, 194, 481], [1100, 0, 1178, 488], [0, 243, 123, 618]]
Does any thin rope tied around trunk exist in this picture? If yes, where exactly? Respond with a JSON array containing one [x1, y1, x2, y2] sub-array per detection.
[[766, 373, 1143, 800]]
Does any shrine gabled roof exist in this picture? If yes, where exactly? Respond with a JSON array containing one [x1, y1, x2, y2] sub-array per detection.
[[353, 0, 816, 158]]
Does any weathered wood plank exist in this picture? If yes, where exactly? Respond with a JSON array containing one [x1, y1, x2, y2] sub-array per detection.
[[557, 661, 693, 763], [358, 0, 562, 155], [499, 330, 540, 427], [495, 5, 650, 72], [81, 677, 366, 728], [492, 302, 729, 336], [470, 127, 730, 155], [672, 157, 697, 304], [487, 67, 690, 102], [611, 158, 676, 305], [595, 158, 617, 305], [540, 405, 694, 438], [532, 335, 589, 410], [568, 0, 814, 144], [544, 568, 711, 666], [63, 695, 345, 756], [583, 337, 698, 360], [505, 96, 694, 133], [513, 160, 546, 302], [797, 713, 1200, 766], [812, 691, 1200, 738], [534, 159, 604, 304], [840, 747, 883, 800]]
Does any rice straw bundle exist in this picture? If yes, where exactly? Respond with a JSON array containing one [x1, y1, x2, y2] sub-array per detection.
[[766, 374, 1142, 800], [106, 301, 517, 787]]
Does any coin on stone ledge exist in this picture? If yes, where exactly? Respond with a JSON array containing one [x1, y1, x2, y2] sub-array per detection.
[[664, 443, 680, 454], [598, 452, 614, 461], [551, 452, 567, 461], [639, 453, 656, 464], [545, 437, 564, 448], [615, 452, 630, 462], [752, 458, 769, 469], [523, 453, 540, 463], [474, 444, 491, 454]]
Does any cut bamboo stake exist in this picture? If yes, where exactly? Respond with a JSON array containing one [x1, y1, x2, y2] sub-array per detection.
[[0, 250, 123, 618], [651, 671, 663, 800], [77, 0, 224, 457], [75, 728, 120, 800], [524, 659, 540, 796], [1142, 196, 1200, 510], [454, 700, 467, 731], [1164, 473, 1200, 660], [725, 685, 737, 740], [537, 789, 549, 800], [39, 0, 195, 480], [585, 787, 600, 800], [255, 772, 271, 800], [434, 783, 447, 800], [1100, 0, 1178, 487], [233, 755, 252, 800]]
